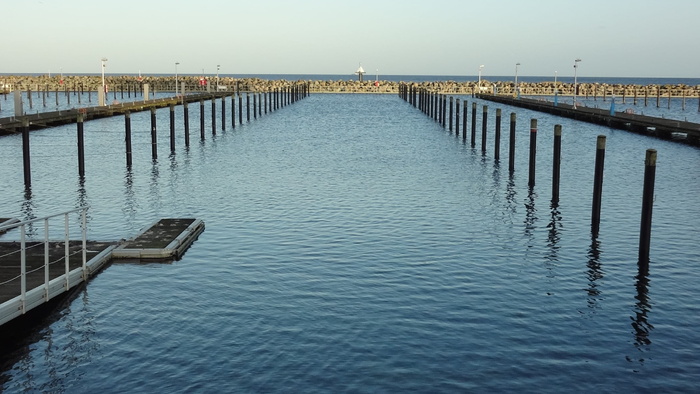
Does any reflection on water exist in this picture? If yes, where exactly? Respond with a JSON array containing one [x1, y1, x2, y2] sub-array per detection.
[[586, 237, 603, 310], [523, 187, 538, 241], [122, 169, 137, 229], [628, 271, 653, 369], [546, 203, 562, 270], [21, 187, 36, 236]]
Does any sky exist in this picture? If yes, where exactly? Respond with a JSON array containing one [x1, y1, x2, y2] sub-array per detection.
[[1, 0, 698, 78]]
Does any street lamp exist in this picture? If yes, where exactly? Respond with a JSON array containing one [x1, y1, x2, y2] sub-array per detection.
[[101, 58, 108, 105], [216, 64, 220, 90], [175, 62, 179, 95], [573, 58, 582, 108], [478, 65, 484, 92], [515, 62, 521, 96]]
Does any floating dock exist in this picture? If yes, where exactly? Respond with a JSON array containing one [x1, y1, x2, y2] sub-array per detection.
[[112, 218, 205, 259], [0, 217, 204, 327], [477, 94, 700, 147]]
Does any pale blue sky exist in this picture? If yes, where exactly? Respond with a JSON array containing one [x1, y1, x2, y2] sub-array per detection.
[[2, 0, 698, 77]]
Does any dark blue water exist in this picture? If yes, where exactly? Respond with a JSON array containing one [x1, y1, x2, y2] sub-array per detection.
[[1, 93, 699, 392]]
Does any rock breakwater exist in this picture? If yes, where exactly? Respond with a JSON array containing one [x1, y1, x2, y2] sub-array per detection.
[[2, 75, 699, 97]]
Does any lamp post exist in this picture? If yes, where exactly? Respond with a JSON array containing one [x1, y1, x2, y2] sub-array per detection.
[[216, 64, 220, 90], [515, 62, 521, 96], [554, 70, 558, 93], [478, 65, 484, 92], [175, 62, 179, 96], [573, 58, 581, 108], [100, 57, 108, 106]]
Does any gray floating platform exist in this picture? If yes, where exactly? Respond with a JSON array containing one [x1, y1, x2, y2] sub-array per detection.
[[111, 218, 205, 259]]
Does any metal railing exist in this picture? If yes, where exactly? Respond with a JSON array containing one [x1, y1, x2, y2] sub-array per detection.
[[0, 207, 89, 325]]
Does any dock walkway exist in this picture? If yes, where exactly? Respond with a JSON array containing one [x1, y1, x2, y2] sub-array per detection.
[[0, 92, 230, 135], [477, 94, 700, 146], [0, 216, 204, 327]]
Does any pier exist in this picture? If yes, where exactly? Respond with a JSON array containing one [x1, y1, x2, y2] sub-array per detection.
[[0, 212, 204, 328], [476, 94, 700, 146]]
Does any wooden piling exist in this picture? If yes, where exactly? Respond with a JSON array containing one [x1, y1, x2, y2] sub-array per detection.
[[481, 105, 488, 153], [494, 109, 501, 161], [552, 125, 562, 204], [125, 111, 132, 167], [638, 149, 657, 265], [150, 108, 158, 160], [221, 96, 226, 131], [211, 98, 216, 135], [231, 95, 236, 129], [528, 119, 537, 187], [246, 93, 251, 122], [463, 102, 468, 141], [184, 102, 190, 148], [449, 97, 453, 132], [22, 119, 31, 186], [471, 102, 477, 148], [169, 104, 176, 153], [238, 93, 243, 124], [455, 99, 460, 137], [509, 113, 516, 173], [77, 114, 85, 177], [200, 100, 205, 140], [253, 94, 257, 120], [591, 135, 606, 236]]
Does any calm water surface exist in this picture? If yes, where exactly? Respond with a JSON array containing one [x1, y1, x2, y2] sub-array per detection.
[[1, 93, 699, 392]]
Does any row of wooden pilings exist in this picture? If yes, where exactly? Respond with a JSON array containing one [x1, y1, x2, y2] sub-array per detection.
[[19, 83, 310, 184], [0, 83, 147, 112], [398, 83, 657, 269]]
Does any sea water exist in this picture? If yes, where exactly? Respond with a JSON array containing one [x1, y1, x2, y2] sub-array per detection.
[[1, 92, 699, 392]]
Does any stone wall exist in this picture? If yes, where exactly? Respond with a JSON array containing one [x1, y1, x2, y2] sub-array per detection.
[[1, 75, 699, 97]]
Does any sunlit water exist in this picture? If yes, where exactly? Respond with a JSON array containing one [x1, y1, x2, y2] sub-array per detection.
[[1, 93, 699, 392]]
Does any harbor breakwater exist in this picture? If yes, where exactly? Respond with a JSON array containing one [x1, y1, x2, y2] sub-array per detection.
[[2, 75, 699, 97]]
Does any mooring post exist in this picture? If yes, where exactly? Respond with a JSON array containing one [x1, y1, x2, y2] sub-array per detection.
[[211, 97, 216, 135], [150, 107, 158, 160], [221, 96, 226, 131], [200, 100, 205, 140], [28, 88, 33, 109], [591, 135, 606, 236], [258, 92, 262, 117], [471, 102, 477, 148], [552, 125, 562, 204], [441, 95, 447, 128], [528, 119, 537, 187], [231, 94, 236, 129], [639, 149, 657, 267], [656, 88, 660, 108], [238, 93, 243, 124], [481, 105, 488, 153], [455, 99, 460, 137], [169, 104, 176, 153], [463, 102, 468, 141], [494, 108, 501, 161], [125, 111, 132, 167], [22, 119, 31, 186], [184, 102, 190, 148], [449, 97, 454, 132], [246, 93, 251, 122], [253, 93, 257, 120], [264, 91, 268, 115], [77, 114, 85, 177]]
